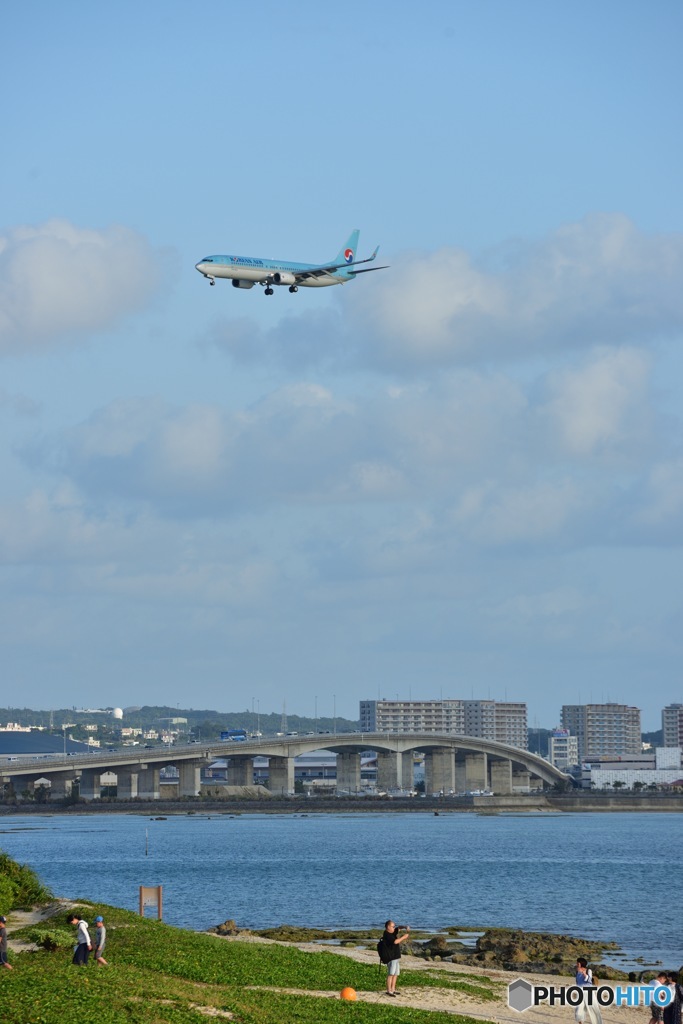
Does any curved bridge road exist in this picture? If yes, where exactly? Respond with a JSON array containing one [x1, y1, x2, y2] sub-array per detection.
[[1, 732, 569, 800]]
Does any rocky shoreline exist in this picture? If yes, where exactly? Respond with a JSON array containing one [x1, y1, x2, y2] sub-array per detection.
[[210, 920, 643, 980]]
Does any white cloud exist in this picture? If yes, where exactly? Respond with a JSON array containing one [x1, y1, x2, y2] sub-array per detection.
[[538, 347, 652, 457], [206, 214, 683, 373], [344, 213, 683, 369], [450, 478, 587, 546], [19, 350, 674, 557], [0, 219, 170, 354], [0, 484, 278, 612], [635, 458, 683, 531]]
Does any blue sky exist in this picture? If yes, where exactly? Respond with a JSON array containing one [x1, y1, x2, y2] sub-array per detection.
[[2, 1, 682, 730]]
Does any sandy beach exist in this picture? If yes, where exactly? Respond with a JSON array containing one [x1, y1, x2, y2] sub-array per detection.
[[219, 933, 646, 1023]]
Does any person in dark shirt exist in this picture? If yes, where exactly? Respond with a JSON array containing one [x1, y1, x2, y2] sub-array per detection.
[[381, 920, 410, 997], [663, 971, 682, 1024], [0, 915, 12, 969]]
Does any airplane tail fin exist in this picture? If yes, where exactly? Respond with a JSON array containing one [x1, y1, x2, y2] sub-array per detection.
[[333, 229, 360, 277]]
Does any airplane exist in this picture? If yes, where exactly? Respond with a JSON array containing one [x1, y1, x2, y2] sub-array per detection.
[[195, 229, 387, 295]]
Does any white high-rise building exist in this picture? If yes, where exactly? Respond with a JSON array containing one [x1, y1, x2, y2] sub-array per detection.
[[548, 727, 579, 770], [662, 704, 683, 748], [560, 703, 641, 762], [359, 698, 528, 749]]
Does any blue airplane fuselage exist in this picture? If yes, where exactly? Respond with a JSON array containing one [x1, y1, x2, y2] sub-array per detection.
[[195, 253, 344, 288], [195, 229, 386, 293]]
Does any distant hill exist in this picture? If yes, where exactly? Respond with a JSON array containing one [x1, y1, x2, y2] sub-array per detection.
[[642, 728, 663, 747], [0, 705, 359, 740]]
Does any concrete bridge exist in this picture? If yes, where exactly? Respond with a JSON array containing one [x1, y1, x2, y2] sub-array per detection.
[[0, 733, 569, 800]]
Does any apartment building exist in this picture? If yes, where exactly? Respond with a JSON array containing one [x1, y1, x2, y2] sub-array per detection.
[[463, 700, 528, 749], [560, 703, 641, 762], [359, 698, 528, 749], [360, 700, 465, 735], [662, 704, 683, 748]]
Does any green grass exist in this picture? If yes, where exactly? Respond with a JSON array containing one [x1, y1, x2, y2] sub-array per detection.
[[5, 902, 500, 1024], [0, 851, 52, 909]]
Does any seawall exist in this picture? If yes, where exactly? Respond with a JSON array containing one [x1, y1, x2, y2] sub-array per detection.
[[1, 792, 683, 814]]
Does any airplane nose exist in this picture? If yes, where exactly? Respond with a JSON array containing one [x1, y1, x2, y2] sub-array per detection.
[[195, 262, 204, 273]]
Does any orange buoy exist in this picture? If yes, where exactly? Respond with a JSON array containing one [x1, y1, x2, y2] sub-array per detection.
[[340, 987, 357, 1001]]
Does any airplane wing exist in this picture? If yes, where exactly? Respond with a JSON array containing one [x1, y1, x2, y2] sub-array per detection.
[[292, 245, 387, 284]]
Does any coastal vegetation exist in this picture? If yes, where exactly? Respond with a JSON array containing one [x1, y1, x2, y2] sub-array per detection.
[[3, 955, 494, 1024], [14, 902, 498, 997], [5, 915, 499, 1024], [0, 851, 52, 909]]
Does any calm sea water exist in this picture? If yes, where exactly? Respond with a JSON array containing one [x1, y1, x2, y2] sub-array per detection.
[[0, 810, 680, 970]]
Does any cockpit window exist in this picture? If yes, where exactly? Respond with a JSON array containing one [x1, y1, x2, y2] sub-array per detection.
[[202, 257, 214, 263]]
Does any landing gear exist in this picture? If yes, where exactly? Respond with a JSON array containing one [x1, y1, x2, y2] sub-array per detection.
[[208, 277, 215, 286], [265, 287, 274, 296], [288, 285, 298, 293]]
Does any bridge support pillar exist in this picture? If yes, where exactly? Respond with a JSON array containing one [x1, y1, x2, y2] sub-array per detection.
[[11, 775, 36, 799], [400, 751, 414, 791], [425, 747, 454, 795], [227, 758, 252, 786], [490, 759, 513, 794], [116, 770, 139, 799], [512, 769, 531, 793], [454, 755, 467, 793], [138, 767, 160, 800], [377, 752, 400, 792], [179, 762, 202, 798], [79, 769, 101, 801], [268, 756, 294, 796], [336, 752, 361, 794], [465, 753, 488, 791], [47, 773, 76, 799]]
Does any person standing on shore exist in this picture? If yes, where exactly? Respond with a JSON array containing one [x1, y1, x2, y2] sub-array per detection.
[[0, 916, 12, 970], [574, 958, 602, 1024], [68, 913, 92, 966], [649, 971, 669, 1024], [381, 920, 411, 997], [663, 971, 682, 1024], [92, 915, 108, 966]]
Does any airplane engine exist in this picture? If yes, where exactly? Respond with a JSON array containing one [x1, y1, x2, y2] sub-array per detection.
[[232, 279, 255, 289], [272, 272, 296, 286]]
